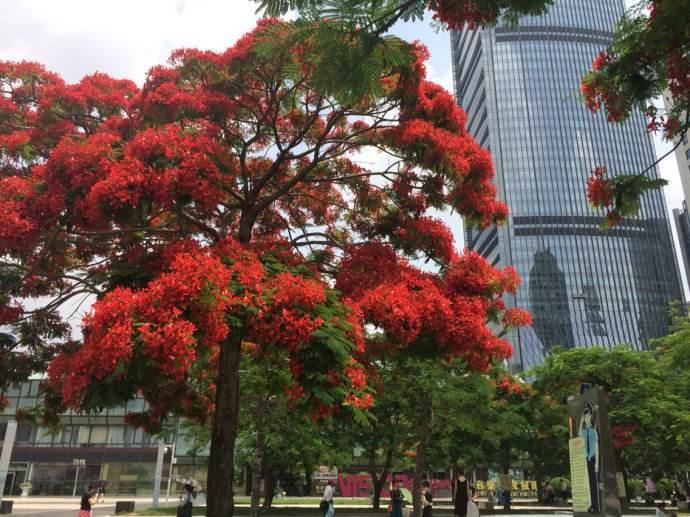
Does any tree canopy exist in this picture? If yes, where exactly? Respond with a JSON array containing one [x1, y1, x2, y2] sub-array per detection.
[[0, 18, 529, 517]]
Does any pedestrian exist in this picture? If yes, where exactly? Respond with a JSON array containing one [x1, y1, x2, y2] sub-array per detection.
[[655, 502, 668, 517], [453, 468, 471, 517], [671, 481, 681, 504], [559, 479, 567, 502], [79, 485, 97, 517], [321, 480, 335, 517], [544, 480, 555, 505], [499, 470, 512, 510], [646, 476, 657, 505], [96, 480, 106, 503], [467, 485, 479, 517], [421, 480, 433, 517], [177, 483, 195, 517], [389, 480, 404, 517]]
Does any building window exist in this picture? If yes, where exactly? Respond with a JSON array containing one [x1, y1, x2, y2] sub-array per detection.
[[108, 426, 124, 445], [15, 423, 34, 444], [77, 426, 90, 445], [36, 427, 54, 445], [90, 426, 108, 445]]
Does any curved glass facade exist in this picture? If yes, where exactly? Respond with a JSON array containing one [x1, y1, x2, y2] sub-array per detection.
[[451, 0, 683, 371]]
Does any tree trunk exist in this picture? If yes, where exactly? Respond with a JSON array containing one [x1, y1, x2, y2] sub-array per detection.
[[614, 449, 629, 510], [263, 469, 276, 508], [250, 403, 266, 517], [206, 333, 243, 517], [413, 391, 432, 517], [371, 446, 394, 509], [304, 467, 313, 497], [245, 465, 252, 496]]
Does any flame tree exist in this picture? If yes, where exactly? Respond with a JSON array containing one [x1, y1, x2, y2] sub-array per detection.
[[0, 20, 529, 517]]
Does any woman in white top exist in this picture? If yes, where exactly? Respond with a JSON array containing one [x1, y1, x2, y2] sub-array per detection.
[[321, 480, 335, 517]]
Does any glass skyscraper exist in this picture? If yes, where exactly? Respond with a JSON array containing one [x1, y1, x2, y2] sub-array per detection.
[[451, 0, 683, 372]]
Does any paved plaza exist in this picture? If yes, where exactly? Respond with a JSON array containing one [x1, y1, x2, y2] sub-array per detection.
[[0, 497, 679, 517]]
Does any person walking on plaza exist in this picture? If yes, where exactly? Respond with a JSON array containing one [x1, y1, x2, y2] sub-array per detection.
[[544, 480, 555, 505], [321, 479, 335, 517], [177, 483, 195, 517], [646, 476, 657, 505], [96, 480, 106, 503], [499, 470, 512, 510], [79, 485, 97, 517], [421, 480, 433, 517], [656, 502, 669, 517], [389, 480, 404, 517], [453, 469, 471, 517], [467, 485, 479, 517]]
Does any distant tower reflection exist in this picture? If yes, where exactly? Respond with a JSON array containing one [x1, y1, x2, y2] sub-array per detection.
[[529, 249, 575, 350]]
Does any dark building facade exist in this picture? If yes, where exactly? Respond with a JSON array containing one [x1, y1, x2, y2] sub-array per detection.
[[0, 377, 207, 496], [451, 0, 683, 371]]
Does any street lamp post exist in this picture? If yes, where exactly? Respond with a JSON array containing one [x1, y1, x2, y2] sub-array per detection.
[[72, 459, 86, 497], [152, 440, 166, 509], [165, 443, 177, 506]]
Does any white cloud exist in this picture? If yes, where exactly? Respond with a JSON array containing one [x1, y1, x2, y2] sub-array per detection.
[[425, 62, 454, 92], [0, 0, 260, 83]]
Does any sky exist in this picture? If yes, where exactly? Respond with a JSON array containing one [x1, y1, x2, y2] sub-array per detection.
[[1, 0, 687, 295]]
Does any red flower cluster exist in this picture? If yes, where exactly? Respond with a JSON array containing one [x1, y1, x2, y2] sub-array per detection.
[[394, 216, 456, 264], [428, 0, 500, 29], [495, 375, 523, 394], [344, 392, 374, 409], [586, 166, 622, 225], [610, 423, 640, 449], [337, 245, 526, 371], [580, 73, 629, 122], [581, 0, 690, 140], [47, 238, 371, 425], [591, 51, 611, 71], [388, 77, 507, 227], [249, 272, 326, 352], [47, 251, 236, 409], [586, 166, 615, 208], [502, 307, 533, 328]]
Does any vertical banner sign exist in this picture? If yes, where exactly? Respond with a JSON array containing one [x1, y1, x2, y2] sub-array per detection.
[[567, 386, 621, 517], [568, 435, 591, 512]]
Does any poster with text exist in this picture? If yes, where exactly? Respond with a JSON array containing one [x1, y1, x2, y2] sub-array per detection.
[[569, 436, 591, 512], [567, 386, 621, 517]]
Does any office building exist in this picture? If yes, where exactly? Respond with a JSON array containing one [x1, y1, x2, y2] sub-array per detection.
[[663, 91, 690, 285], [0, 377, 207, 496], [451, 0, 683, 371]]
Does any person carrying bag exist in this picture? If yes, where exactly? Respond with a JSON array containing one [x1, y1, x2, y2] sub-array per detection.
[[177, 484, 195, 517], [321, 480, 335, 517], [79, 486, 97, 517]]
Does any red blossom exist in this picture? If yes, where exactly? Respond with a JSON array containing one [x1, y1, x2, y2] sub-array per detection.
[[502, 308, 533, 327], [587, 166, 615, 209], [610, 423, 640, 449], [592, 51, 610, 71], [394, 216, 456, 263]]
